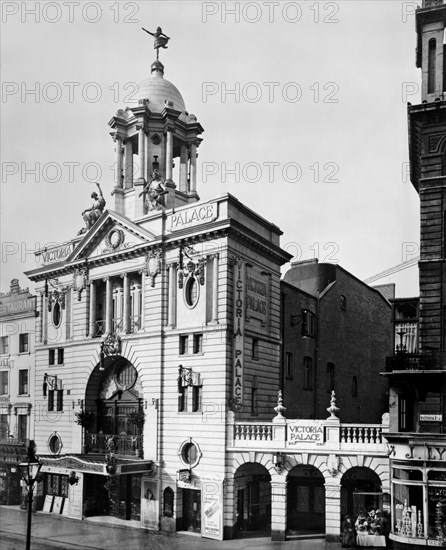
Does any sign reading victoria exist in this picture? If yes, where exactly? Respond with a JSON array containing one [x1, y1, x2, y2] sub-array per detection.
[[233, 257, 245, 408]]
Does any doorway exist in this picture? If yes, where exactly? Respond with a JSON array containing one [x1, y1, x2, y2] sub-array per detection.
[[183, 488, 201, 533]]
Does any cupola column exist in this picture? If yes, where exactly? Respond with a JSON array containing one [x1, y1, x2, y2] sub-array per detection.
[[166, 130, 174, 183], [190, 142, 197, 194], [179, 144, 188, 192], [124, 140, 133, 189], [137, 125, 146, 181], [123, 273, 130, 334], [114, 136, 123, 188], [88, 281, 96, 338], [168, 264, 177, 326]]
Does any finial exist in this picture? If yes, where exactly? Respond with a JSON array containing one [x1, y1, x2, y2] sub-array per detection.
[[326, 390, 340, 419], [142, 26, 171, 62], [274, 390, 287, 418]]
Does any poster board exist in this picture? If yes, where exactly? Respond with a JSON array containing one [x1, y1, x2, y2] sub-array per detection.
[[68, 474, 83, 519], [53, 496, 64, 514], [141, 479, 159, 531], [42, 495, 54, 513], [201, 480, 224, 541]]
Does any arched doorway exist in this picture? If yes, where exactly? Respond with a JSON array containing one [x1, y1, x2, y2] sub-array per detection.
[[341, 467, 382, 519], [287, 465, 325, 535], [234, 463, 271, 537]]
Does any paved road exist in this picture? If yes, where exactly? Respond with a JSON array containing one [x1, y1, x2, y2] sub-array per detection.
[[0, 507, 340, 550]]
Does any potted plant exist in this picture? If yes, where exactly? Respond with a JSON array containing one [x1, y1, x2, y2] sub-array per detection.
[[74, 410, 96, 453]]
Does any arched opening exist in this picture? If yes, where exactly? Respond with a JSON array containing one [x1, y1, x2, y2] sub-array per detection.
[[428, 38, 437, 94], [341, 467, 382, 520], [234, 463, 271, 537], [287, 465, 325, 536]]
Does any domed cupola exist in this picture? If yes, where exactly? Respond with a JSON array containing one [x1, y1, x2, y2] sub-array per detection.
[[108, 27, 204, 221]]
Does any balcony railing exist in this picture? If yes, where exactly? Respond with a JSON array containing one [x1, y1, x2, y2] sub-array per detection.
[[340, 424, 383, 444], [385, 352, 446, 372], [85, 433, 143, 457]]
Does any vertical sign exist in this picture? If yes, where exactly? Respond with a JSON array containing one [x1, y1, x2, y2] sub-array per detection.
[[233, 257, 245, 408], [202, 480, 224, 540], [68, 473, 83, 519]]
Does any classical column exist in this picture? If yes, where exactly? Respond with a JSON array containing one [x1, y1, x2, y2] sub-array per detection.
[[105, 277, 113, 334], [89, 281, 96, 337], [114, 136, 123, 188], [212, 255, 219, 322], [123, 273, 130, 334], [190, 142, 197, 193], [179, 143, 188, 192], [271, 480, 287, 541], [165, 130, 173, 182], [168, 264, 177, 327], [124, 140, 133, 189], [137, 125, 146, 181]]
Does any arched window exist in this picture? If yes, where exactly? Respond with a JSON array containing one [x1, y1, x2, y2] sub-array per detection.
[[428, 38, 437, 94], [163, 487, 174, 518]]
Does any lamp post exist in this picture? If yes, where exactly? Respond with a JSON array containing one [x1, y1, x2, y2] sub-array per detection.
[[18, 441, 42, 550]]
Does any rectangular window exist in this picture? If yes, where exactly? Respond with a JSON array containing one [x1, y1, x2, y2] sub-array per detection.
[[301, 310, 315, 337], [19, 333, 29, 353], [0, 414, 8, 439], [286, 352, 293, 379], [179, 335, 189, 355], [252, 338, 259, 360], [399, 395, 413, 431], [178, 386, 187, 412], [193, 334, 203, 354], [327, 362, 335, 392], [0, 336, 9, 355], [192, 386, 202, 412], [48, 389, 54, 412], [57, 348, 64, 365], [18, 370, 29, 395], [17, 415, 27, 441], [303, 356, 313, 390], [49, 349, 55, 366], [0, 372, 8, 395], [56, 389, 63, 412]]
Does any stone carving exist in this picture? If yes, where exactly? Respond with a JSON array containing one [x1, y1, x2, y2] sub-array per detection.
[[73, 267, 88, 301], [79, 183, 105, 235], [139, 169, 168, 212], [100, 333, 121, 357], [144, 249, 162, 287]]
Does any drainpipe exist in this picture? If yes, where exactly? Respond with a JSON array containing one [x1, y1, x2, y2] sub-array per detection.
[[280, 291, 286, 395], [313, 291, 320, 419]]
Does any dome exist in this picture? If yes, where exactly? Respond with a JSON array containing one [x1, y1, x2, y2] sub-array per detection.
[[134, 62, 186, 113]]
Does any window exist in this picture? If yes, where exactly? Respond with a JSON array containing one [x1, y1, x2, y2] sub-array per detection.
[[49, 349, 55, 366], [428, 38, 437, 94], [17, 415, 27, 441], [19, 370, 29, 395], [252, 338, 259, 360], [286, 352, 293, 379], [184, 277, 199, 308], [163, 487, 174, 518], [0, 414, 8, 439], [352, 376, 358, 397], [19, 333, 29, 353], [178, 386, 187, 412], [193, 334, 203, 354], [0, 372, 8, 395], [179, 335, 189, 355], [0, 336, 8, 355], [301, 310, 315, 337], [181, 442, 199, 466], [48, 389, 55, 412], [52, 301, 61, 327], [192, 386, 202, 412], [48, 434, 62, 454], [327, 362, 335, 392], [303, 356, 313, 389], [340, 295, 347, 310], [399, 395, 413, 432], [56, 389, 63, 412], [57, 348, 64, 365]]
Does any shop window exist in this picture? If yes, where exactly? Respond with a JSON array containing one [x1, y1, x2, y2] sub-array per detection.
[[0, 371, 8, 395], [0, 336, 8, 355], [49, 349, 55, 366], [393, 468, 422, 481], [286, 352, 293, 379], [179, 335, 189, 355], [18, 370, 29, 395], [301, 310, 315, 337], [19, 333, 29, 353], [163, 487, 174, 518], [303, 356, 313, 390], [252, 338, 259, 360], [193, 334, 203, 354], [327, 362, 335, 392], [46, 473, 68, 496], [393, 483, 423, 538], [48, 389, 55, 412]]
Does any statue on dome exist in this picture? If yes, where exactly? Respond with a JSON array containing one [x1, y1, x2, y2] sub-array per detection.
[[139, 169, 168, 212], [142, 27, 170, 61], [78, 182, 106, 234]]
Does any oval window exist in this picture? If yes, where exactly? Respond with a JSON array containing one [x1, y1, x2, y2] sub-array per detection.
[[116, 363, 137, 391], [52, 301, 61, 328], [182, 442, 198, 466], [49, 434, 61, 455], [184, 277, 199, 309]]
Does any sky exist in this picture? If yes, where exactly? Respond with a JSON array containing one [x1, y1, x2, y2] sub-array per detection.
[[1, 0, 421, 297]]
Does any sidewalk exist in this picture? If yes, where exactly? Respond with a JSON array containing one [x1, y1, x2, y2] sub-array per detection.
[[0, 506, 342, 550]]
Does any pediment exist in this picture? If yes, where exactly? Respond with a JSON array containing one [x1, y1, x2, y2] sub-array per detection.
[[68, 210, 156, 262]]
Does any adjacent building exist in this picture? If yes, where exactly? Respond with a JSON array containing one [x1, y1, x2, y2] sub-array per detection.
[[0, 279, 36, 505]]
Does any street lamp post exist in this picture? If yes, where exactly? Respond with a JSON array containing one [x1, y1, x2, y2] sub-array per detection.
[[18, 441, 42, 550]]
